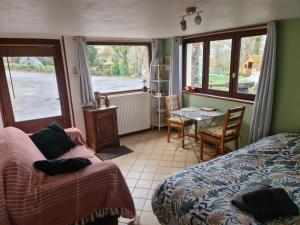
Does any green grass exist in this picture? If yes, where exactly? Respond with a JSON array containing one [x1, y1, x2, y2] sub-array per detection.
[[5, 63, 55, 73]]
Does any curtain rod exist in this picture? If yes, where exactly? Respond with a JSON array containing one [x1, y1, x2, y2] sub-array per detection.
[[181, 24, 267, 40]]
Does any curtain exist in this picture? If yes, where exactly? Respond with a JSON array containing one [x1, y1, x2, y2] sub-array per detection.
[[249, 22, 277, 143], [75, 36, 93, 105], [169, 37, 182, 99]]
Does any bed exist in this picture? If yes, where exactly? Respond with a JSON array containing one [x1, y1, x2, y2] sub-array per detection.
[[0, 127, 135, 225], [152, 133, 300, 225]]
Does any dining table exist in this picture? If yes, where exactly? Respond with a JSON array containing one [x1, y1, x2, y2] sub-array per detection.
[[171, 107, 226, 161], [171, 106, 226, 142]]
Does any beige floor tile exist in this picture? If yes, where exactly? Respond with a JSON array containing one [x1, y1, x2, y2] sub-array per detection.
[[139, 212, 160, 225], [130, 165, 145, 172], [132, 188, 150, 198], [172, 161, 185, 167], [151, 180, 161, 189], [161, 154, 174, 161], [134, 159, 148, 165], [119, 163, 133, 171], [147, 189, 155, 199], [143, 166, 157, 172], [121, 170, 128, 177], [149, 154, 162, 160], [170, 167, 185, 173], [140, 171, 155, 180], [126, 178, 138, 188], [143, 200, 152, 212], [157, 166, 171, 173], [154, 173, 169, 181], [136, 179, 153, 189], [133, 198, 146, 210], [159, 160, 172, 167], [146, 159, 160, 166], [126, 171, 142, 179]]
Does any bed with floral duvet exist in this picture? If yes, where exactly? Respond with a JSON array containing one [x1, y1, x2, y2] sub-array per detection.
[[152, 133, 300, 225]]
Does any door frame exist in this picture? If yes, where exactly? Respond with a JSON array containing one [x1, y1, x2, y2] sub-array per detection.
[[0, 38, 71, 132]]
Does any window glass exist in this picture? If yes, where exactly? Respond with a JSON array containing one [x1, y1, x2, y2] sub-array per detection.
[[208, 39, 232, 92], [4, 56, 62, 122], [186, 42, 203, 88], [87, 45, 150, 93], [238, 35, 266, 94]]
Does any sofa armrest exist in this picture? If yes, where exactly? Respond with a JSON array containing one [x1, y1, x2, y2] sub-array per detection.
[[64, 128, 87, 147]]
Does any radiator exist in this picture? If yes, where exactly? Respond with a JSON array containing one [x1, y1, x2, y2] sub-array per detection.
[[109, 92, 151, 135]]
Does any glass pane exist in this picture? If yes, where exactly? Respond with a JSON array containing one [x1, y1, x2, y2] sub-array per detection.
[[208, 39, 232, 91], [238, 35, 266, 94], [4, 57, 62, 122], [87, 45, 150, 93], [186, 42, 203, 88]]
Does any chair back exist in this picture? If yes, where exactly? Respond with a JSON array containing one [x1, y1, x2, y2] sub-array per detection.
[[165, 95, 180, 118], [222, 106, 246, 139]]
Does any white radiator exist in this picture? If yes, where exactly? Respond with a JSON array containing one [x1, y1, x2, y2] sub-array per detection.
[[109, 92, 151, 135]]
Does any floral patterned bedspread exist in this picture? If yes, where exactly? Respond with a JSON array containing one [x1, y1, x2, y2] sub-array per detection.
[[152, 133, 300, 225]]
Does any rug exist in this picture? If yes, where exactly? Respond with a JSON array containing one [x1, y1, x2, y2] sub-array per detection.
[[96, 145, 133, 161]]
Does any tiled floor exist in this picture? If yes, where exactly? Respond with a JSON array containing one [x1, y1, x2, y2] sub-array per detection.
[[109, 129, 215, 225]]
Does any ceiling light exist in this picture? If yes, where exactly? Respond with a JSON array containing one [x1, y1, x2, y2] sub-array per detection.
[[194, 13, 202, 25], [180, 17, 187, 31], [180, 7, 203, 31]]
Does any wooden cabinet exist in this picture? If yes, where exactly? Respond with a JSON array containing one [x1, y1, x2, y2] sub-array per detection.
[[83, 106, 120, 152]]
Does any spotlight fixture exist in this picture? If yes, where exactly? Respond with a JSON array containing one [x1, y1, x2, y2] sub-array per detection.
[[180, 17, 187, 31], [194, 13, 202, 25], [180, 7, 203, 31]]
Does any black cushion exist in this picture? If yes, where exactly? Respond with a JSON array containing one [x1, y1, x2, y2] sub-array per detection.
[[232, 184, 299, 222], [30, 122, 76, 159], [231, 184, 271, 212], [33, 157, 92, 176], [243, 187, 298, 222]]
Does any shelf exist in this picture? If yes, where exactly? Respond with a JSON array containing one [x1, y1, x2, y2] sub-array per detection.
[[153, 122, 167, 128], [152, 95, 167, 98], [151, 64, 170, 67], [151, 80, 169, 82], [153, 108, 167, 113]]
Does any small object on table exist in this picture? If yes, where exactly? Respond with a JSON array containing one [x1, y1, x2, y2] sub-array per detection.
[[92, 100, 98, 109], [104, 94, 110, 107], [184, 86, 191, 92], [190, 86, 195, 92], [200, 106, 216, 111], [142, 79, 147, 92], [181, 107, 197, 112]]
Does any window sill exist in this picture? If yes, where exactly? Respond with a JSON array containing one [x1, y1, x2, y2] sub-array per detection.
[[101, 89, 148, 96], [182, 91, 254, 105]]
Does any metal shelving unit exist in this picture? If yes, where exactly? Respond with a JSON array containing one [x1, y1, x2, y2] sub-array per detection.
[[150, 64, 170, 132]]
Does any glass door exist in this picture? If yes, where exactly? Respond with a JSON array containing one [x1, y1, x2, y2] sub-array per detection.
[[0, 39, 71, 133]]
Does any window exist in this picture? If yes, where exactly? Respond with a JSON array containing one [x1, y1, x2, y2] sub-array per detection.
[[186, 42, 204, 88], [86, 42, 151, 94], [183, 28, 267, 101], [0, 39, 71, 133], [237, 35, 266, 95], [208, 39, 232, 92]]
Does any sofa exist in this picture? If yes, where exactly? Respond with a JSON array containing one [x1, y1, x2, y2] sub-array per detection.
[[0, 127, 135, 225]]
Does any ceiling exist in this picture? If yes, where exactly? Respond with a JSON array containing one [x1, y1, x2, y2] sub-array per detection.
[[0, 0, 300, 39]]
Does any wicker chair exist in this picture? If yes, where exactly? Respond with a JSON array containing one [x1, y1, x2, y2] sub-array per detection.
[[165, 95, 194, 148], [199, 106, 246, 160]]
